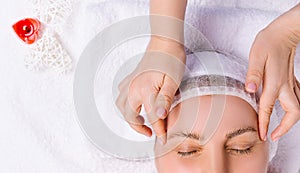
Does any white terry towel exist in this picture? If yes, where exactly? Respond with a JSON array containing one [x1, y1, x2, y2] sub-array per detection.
[[76, 1, 300, 172], [0, 0, 300, 173]]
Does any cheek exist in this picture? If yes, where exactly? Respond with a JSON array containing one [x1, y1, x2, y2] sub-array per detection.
[[155, 153, 200, 173], [230, 143, 269, 173]]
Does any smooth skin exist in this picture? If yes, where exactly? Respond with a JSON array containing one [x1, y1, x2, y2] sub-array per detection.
[[155, 96, 269, 173], [116, 1, 300, 143]]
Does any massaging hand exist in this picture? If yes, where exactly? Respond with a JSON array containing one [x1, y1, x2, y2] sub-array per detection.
[[246, 4, 300, 141], [116, 37, 186, 144]]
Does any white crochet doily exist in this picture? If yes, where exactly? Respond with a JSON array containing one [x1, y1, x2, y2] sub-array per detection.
[[24, 0, 73, 73]]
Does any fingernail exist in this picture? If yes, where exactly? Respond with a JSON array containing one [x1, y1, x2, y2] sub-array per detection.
[[156, 107, 166, 119], [246, 82, 257, 93], [158, 135, 167, 145], [136, 116, 145, 124]]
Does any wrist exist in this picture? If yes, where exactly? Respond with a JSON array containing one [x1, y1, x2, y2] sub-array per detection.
[[150, 35, 185, 48], [293, 4, 300, 40], [266, 5, 300, 47], [281, 3, 300, 43], [147, 36, 186, 62]]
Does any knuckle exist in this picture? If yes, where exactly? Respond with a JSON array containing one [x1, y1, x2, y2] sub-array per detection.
[[162, 94, 173, 106], [157, 93, 172, 105], [260, 90, 278, 103], [259, 106, 273, 117], [247, 69, 263, 82]]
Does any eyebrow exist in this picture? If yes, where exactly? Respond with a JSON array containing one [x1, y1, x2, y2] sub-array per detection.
[[169, 127, 257, 141], [169, 131, 201, 141], [225, 127, 257, 140]]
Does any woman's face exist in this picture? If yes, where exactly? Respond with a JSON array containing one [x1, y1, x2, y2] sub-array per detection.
[[155, 95, 269, 173]]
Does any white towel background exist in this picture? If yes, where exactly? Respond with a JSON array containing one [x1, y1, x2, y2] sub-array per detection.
[[0, 0, 300, 173]]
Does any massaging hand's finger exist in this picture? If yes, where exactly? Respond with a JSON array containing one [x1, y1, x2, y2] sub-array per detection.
[[245, 38, 267, 93], [258, 81, 278, 141], [129, 116, 153, 137], [271, 84, 300, 141], [246, 5, 300, 141], [128, 96, 154, 137], [141, 79, 171, 144], [247, 36, 279, 141], [121, 94, 153, 137], [116, 38, 186, 142], [117, 71, 173, 141], [116, 83, 152, 137], [148, 76, 178, 144], [155, 75, 178, 119], [150, 118, 166, 144]]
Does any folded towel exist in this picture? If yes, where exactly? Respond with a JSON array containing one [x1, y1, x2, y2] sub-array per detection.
[[1, 0, 299, 173], [78, 1, 300, 172]]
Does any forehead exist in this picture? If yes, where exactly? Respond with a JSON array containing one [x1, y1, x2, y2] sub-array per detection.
[[167, 95, 258, 141]]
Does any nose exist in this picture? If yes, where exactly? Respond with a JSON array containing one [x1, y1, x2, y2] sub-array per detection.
[[201, 149, 228, 173]]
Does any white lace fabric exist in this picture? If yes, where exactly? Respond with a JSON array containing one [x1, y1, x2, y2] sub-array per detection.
[[25, 0, 73, 73]]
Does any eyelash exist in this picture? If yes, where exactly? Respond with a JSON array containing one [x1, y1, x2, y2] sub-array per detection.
[[177, 147, 253, 158], [177, 150, 201, 158], [227, 147, 253, 155]]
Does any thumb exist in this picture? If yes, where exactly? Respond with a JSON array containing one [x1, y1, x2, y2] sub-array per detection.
[[245, 47, 267, 93], [155, 75, 178, 119]]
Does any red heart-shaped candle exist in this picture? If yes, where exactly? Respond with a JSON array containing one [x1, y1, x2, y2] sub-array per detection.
[[12, 18, 41, 44]]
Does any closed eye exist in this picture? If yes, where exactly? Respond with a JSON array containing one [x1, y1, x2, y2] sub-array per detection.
[[177, 150, 201, 158], [226, 146, 253, 155]]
